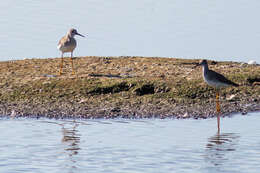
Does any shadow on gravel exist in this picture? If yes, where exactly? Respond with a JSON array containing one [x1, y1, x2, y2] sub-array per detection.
[[88, 82, 135, 95]]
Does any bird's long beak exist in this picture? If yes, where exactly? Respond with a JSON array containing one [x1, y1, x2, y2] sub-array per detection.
[[76, 33, 85, 37], [194, 62, 201, 68]]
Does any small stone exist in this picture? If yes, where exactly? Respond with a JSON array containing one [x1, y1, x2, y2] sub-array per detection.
[[240, 63, 247, 67], [242, 112, 247, 115], [79, 99, 88, 103], [253, 82, 260, 86], [183, 112, 188, 118], [43, 74, 57, 78], [10, 110, 17, 118], [248, 60, 257, 65], [227, 94, 236, 101]]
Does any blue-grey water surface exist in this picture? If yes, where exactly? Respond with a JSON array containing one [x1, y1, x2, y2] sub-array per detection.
[[0, 112, 260, 173], [0, 0, 260, 63]]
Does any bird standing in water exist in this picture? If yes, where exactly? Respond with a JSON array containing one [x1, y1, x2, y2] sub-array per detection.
[[198, 59, 239, 133], [57, 28, 85, 75]]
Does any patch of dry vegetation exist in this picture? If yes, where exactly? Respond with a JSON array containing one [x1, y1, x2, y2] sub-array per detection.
[[0, 56, 259, 118]]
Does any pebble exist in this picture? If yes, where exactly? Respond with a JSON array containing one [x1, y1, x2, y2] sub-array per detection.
[[227, 94, 236, 101], [182, 112, 188, 118], [248, 60, 257, 65], [43, 74, 57, 78], [10, 110, 17, 118]]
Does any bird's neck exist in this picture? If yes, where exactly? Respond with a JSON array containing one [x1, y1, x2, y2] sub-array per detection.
[[66, 33, 75, 38], [202, 64, 209, 74]]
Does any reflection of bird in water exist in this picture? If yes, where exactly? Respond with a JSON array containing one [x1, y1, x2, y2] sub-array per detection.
[[206, 133, 239, 149], [205, 133, 239, 167], [62, 123, 81, 156]]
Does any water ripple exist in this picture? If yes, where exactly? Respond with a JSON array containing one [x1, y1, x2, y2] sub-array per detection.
[[0, 113, 260, 172]]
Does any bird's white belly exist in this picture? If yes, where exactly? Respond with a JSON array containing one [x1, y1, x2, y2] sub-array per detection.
[[58, 44, 76, 53]]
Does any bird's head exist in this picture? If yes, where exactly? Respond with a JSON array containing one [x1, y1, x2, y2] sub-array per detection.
[[199, 59, 208, 66], [194, 59, 208, 68], [68, 28, 85, 37]]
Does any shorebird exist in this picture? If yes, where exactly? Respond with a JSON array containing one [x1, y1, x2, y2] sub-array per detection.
[[57, 28, 85, 75], [198, 59, 239, 132], [199, 60, 239, 89]]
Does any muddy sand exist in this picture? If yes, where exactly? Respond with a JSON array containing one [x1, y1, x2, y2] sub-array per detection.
[[0, 56, 259, 119]]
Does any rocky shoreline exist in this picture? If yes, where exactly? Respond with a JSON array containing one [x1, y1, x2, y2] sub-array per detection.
[[0, 56, 259, 119]]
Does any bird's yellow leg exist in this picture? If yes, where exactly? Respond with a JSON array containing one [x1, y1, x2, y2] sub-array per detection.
[[217, 114, 220, 134], [216, 91, 221, 113], [59, 53, 64, 75], [216, 90, 221, 133], [71, 52, 75, 75]]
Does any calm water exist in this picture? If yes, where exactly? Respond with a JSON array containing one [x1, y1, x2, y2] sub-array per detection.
[[0, 112, 260, 173], [0, 0, 260, 63]]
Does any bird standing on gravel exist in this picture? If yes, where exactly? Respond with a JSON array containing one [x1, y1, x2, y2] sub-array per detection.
[[198, 59, 239, 133], [57, 28, 85, 75]]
